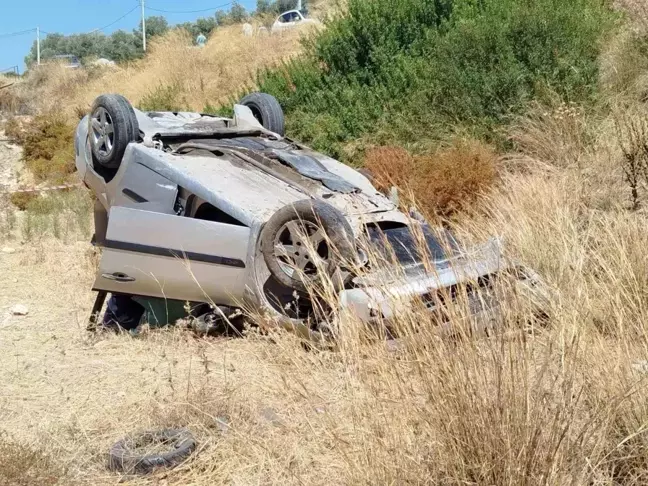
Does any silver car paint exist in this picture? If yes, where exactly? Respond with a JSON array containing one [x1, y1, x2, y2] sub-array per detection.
[[96, 206, 250, 305]]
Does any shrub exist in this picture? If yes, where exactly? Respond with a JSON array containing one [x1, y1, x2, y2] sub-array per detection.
[[0, 79, 20, 113], [17, 190, 92, 241], [9, 114, 75, 184], [615, 112, 648, 209], [4, 116, 27, 142], [0, 435, 63, 486], [364, 140, 498, 216], [9, 192, 38, 211], [256, 0, 616, 158], [139, 83, 189, 112]]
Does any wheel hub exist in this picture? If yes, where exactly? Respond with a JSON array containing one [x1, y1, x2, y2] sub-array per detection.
[[273, 220, 330, 280], [91, 106, 115, 157]]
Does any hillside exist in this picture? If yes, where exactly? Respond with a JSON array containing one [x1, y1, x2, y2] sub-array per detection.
[[3, 24, 309, 121], [2, 0, 648, 484]]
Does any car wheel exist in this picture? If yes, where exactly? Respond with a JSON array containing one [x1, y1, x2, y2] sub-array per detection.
[[88, 94, 139, 170], [259, 199, 356, 294], [239, 92, 285, 136]]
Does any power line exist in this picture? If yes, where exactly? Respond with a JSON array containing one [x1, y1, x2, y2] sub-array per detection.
[[145, 2, 232, 14], [0, 28, 36, 39], [40, 5, 139, 37], [88, 5, 140, 33]]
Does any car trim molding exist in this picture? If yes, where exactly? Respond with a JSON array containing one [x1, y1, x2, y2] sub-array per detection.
[[104, 239, 246, 268], [122, 188, 149, 203]]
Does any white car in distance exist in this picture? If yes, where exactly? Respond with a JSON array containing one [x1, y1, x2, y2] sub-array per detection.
[[272, 10, 320, 33]]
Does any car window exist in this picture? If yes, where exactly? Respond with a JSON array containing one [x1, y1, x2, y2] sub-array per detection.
[[280, 11, 300, 23], [194, 202, 246, 227], [367, 223, 459, 265]]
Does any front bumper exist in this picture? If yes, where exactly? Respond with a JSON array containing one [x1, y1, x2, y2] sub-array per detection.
[[339, 280, 500, 335], [338, 268, 551, 338]]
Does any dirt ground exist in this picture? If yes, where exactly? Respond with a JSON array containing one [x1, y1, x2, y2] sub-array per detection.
[[0, 239, 347, 485]]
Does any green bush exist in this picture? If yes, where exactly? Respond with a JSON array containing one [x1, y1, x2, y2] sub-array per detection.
[[139, 83, 189, 112], [256, 0, 616, 159]]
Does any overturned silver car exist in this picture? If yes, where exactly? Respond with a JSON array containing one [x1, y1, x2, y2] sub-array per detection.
[[75, 93, 549, 337]]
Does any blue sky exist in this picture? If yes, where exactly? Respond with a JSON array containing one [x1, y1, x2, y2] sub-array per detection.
[[0, 0, 258, 73]]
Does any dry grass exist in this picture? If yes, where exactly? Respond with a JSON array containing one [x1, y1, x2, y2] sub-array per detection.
[[3, 104, 648, 485], [0, 435, 65, 486], [616, 0, 648, 33], [3, 166, 648, 484], [9, 25, 309, 122], [508, 101, 590, 170], [364, 141, 498, 217]]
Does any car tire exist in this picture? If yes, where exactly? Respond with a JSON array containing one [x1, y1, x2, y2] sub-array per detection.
[[108, 428, 196, 475], [88, 94, 139, 170], [239, 92, 285, 136], [259, 199, 356, 294]]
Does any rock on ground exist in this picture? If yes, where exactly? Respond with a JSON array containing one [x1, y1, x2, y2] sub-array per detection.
[[11, 304, 29, 315]]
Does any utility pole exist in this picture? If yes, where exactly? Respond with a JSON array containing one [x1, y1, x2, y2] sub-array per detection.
[[297, 0, 302, 11], [36, 27, 40, 66], [141, 0, 146, 52]]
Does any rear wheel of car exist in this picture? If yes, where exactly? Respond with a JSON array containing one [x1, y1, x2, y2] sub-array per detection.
[[239, 92, 285, 136], [89, 94, 139, 170], [259, 200, 356, 294]]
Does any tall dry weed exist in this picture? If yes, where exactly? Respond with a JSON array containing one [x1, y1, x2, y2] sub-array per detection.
[[614, 111, 648, 209], [4, 10, 648, 486], [508, 101, 589, 170]]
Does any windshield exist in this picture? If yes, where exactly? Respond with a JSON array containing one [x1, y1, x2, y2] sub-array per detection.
[[366, 224, 459, 266]]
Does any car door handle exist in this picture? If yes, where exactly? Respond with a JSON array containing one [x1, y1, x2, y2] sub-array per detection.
[[102, 272, 136, 283]]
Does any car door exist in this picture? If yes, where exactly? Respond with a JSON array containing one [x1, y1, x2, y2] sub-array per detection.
[[110, 161, 179, 214], [93, 206, 251, 306]]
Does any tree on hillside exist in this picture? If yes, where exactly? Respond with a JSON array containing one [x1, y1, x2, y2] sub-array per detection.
[[254, 0, 310, 16], [106, 30, 140, 63], [256, 0, 273, 14], [276, 0, 296, 12], [230, 2, 248, 22], [215, 9, 230, 26], [25, 15, 172, 66], [276, 0, 309, 13], [25, 32, 113, 66], [133, 16, 169, 49], [178, 17, 218, 40], [195, 17, 219, 36]]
